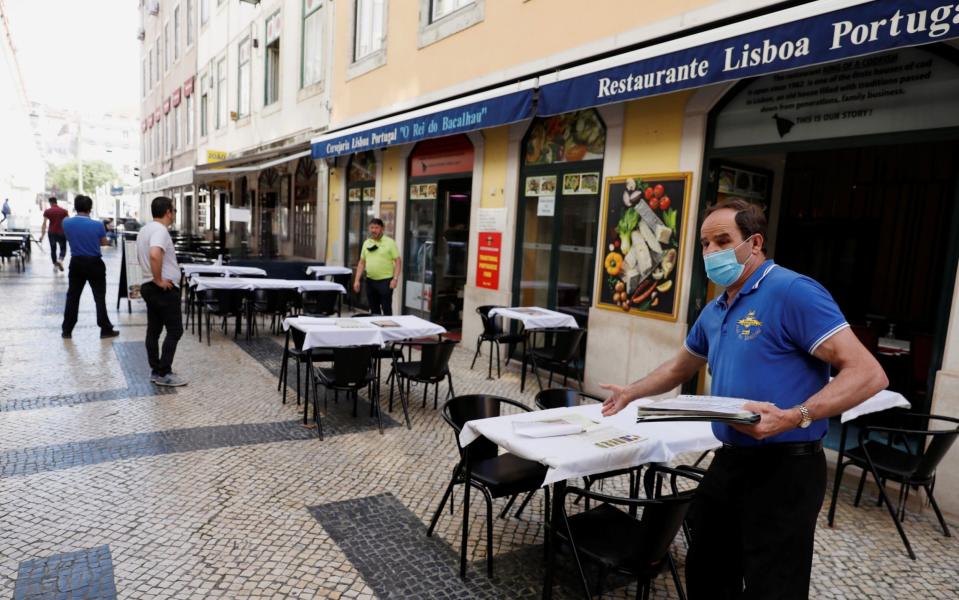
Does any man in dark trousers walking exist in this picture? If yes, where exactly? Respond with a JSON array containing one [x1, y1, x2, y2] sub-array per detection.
[[40, 197, 69, 271], [61, 195, 119, 339], [136, 196, 186, 386]]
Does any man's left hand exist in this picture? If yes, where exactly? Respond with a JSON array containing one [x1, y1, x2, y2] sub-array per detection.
[[389, 277, 398, 289], [730, 402, 799, 440]]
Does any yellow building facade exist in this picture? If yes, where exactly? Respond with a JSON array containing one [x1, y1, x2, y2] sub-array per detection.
[[314, 1, 959, 517]]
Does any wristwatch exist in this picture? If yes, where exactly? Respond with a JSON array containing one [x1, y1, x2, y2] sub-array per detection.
[[797, 404, 812, 429]]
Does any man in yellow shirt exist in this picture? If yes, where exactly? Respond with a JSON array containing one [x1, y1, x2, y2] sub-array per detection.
[[353, 218, 402, 315]]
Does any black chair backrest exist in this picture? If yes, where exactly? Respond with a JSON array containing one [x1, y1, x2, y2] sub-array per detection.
[[632, 467, 700, 565], [330, 345, 377, 387], [332, 273, 351, 288], [290, 326, 307, 352], [913, 416, 959, 481], [442, 395, 532, 463], [211, 289, 245, 314], [254, 288, 286, 311], [535, 388, 591, 410], [476, 305, 504, 336], [350, 313, 373, 318], [301, 290, 339, 316], [415, 340, 458, 378], [198, 288, 219, 307], [549, 328, 587, 362]]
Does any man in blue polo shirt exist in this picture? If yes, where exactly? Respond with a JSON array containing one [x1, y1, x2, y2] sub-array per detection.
[[61, 195, 119, 339], [601, 198, 887, 599]]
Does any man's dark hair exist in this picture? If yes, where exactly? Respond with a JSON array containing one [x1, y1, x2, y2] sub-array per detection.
[[369, 218, 385, 228], [48, 197, 58, 204], [704, 197, 767, 243], [152, 196, 175, 218], [74, 195, 93, 213]]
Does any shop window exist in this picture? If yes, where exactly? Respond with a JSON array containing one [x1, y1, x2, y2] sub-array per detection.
[[216, 56, 227, 129], [238, 38, 251, 117], [302, 0, 325, 88], [174, 5, 181, 61], [173, 103, 180, 150], [185, 93, 194, 145], [418, 0, 482, 48], [294, 157, 318, 257], [201, 0, 209, 25], [199, 74, 209, 137], [349, 0, 386, 78], [345, 151, 377, 268], [264, 12, 281, 106], [142, 59, 147, 98], [514, 109, 606, 323]]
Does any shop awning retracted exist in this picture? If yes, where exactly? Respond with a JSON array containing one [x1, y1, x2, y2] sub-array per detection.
[[194, 149, 312, 177], [537, 0, 959, 115]]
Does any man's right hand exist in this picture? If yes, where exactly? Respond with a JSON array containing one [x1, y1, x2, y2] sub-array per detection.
[[600, 383, 633, 416], [353, 281, 361, 293], [154, 278, 174, 290]]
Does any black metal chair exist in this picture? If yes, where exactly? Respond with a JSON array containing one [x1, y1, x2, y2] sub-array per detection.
[[827, 412, 959, 560], [529, 327, 588, 391], [301, 290, 340, 317], [250, 288, 289, 335], [0, 239, 25, 272], [534, 388, 641, 512], [555, 464, 703, 600], [390, 340, 458, 415], [310, 345, 380, 439], [332, 273, 354, 309], [428, 394, 550, 578], [199, 288, 246, 345], [470, 305, 524, 379], [278, 326, 333, 408]]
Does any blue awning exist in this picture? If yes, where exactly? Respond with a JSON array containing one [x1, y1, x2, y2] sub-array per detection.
[[538, 0, 959, 115], [311, 80, 536, 159]]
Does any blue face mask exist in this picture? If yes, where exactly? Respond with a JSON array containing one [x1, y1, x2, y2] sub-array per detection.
[[703, 235, 754, 287]]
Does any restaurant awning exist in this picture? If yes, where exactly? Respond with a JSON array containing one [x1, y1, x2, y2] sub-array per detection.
[[140, 166, 195, 193], [194, 149, 312, 177], [310, 79, 536, 160], [537, 0, 959, 115]]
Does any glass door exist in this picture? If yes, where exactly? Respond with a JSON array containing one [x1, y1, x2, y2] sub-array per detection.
[[433, 178, 471, 330], [404, 196, 435, 320]]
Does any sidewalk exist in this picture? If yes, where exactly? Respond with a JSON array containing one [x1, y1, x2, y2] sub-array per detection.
[[0, 248, 956, 599]]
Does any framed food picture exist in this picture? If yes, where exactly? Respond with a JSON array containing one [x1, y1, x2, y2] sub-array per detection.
[[597, 173, 692, 321]]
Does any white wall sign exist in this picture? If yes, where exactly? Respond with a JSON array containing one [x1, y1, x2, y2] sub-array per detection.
[[229, 207, 252, 223], [537, 196, 555, 217], [714, 48, 959, 148], [477, 207, 506, 232]]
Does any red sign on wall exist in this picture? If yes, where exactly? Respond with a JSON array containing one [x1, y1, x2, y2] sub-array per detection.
[[476, 232, 502, 290]]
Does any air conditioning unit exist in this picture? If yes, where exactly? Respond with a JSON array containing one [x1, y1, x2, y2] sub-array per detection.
[[137, 28, 146, 41], [148, 1, 159, 16]]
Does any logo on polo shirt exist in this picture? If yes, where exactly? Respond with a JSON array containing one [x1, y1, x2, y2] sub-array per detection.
[[736, 310, 763, 341]]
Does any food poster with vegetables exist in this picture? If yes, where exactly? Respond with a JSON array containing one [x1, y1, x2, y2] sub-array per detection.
[[598, 173, 691, 321], [524, 110, 606, 166]]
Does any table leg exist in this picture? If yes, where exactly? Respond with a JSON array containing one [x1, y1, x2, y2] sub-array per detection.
[[520, 333, 529, 393], [542, 479, 565, 600], [827, 421, 849, 527]]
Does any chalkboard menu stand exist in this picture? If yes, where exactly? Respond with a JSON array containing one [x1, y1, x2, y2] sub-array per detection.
[[117, 232, 138, 313]]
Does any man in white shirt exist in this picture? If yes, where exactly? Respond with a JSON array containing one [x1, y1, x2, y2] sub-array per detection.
[[137, 196, 186, 387]]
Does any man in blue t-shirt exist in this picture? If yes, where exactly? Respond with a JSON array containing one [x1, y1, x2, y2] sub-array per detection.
[[601, 198, 887, 599], [61, 195, 119, 339]]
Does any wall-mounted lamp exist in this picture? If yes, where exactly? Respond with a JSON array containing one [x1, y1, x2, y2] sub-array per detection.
[[252, 38, 259, 49]]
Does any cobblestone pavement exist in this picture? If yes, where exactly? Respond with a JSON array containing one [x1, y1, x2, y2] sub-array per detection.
[[1, 247, 958, 599]]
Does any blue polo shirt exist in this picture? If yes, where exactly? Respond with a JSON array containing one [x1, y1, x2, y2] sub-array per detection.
[[684, 260, 848, 446], [62, 215, 106, 257]]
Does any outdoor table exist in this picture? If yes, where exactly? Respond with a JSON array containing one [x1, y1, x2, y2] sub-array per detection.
[[827, 388, 911, 526], [282, 314, 445, 350], [182, 264, 268, 277], [306, 265, 353, 279], [488, 307, 579, 391]]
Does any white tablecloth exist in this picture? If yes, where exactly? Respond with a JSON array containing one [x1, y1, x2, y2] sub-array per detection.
[[182, 265, 267, 277], [193, 277, 301, 291], [306, 265, 352, 278], [840, 389, 911, 423], [489, 307, 578, 330], [460, 400, 720, 486], [296, 281, 347, 294], [283, 315, 446, 349]]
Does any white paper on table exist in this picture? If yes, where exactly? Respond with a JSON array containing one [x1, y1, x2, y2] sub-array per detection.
[[841, 389, 911, 423], [512, 414, 595, 438]]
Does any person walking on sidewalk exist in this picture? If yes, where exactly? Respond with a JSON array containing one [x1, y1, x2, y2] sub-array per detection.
[[1, 198, 10, 228], [61, 195, 119, 339], [40, 197, 69, 271], [137, 196, 186, 387], [352, 218, 401, 315]]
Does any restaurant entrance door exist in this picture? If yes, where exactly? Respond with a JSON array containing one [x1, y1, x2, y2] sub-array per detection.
[[403, 136, 474, 332]]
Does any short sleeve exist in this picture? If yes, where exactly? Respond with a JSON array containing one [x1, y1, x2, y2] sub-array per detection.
[[97, 222, 107, 237], [782, 277, 849, 355], [359, 244, 368, 261], [147, 227, 166, 249], [684, 314, 709, 360], [388, 240, 399, 259]]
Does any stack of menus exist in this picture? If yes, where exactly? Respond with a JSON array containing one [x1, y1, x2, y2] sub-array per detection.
[[636, 395, 760, 424]]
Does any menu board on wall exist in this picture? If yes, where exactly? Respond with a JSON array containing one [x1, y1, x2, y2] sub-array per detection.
[[597, 173, 691, 322], [379, 202, 396, 237], [410, 183, 438, 200], [714, 48, 959, 148]]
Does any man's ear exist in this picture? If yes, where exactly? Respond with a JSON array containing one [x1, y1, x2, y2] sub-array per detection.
[[752, 233, 765, 254]]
